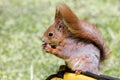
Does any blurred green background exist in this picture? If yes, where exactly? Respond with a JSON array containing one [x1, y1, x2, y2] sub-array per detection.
[[0, 0, 120, 80]]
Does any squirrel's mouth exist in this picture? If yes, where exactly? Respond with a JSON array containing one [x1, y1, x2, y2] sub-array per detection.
[[42, 43, 57, 49], [50, 44, 57, 49]]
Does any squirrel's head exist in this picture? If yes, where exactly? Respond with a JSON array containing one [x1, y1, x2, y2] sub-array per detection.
[[42, 5, 70, 48]]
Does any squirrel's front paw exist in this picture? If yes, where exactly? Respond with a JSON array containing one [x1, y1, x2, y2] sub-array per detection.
[[42, 43, 60, 54], [42, 43, 52, 53]]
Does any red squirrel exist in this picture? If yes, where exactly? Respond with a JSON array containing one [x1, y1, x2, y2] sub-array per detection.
[[42, 4, 109, 74]]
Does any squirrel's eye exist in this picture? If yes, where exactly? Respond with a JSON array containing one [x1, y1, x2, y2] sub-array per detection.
[[48, 32, 53, 37]]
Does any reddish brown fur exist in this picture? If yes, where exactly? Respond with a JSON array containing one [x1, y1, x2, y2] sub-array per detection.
[[56, 4, 109, 62], [42, 4, 109, 74]]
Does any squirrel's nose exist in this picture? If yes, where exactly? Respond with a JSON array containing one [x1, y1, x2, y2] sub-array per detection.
[[42, 37, 47, 43]]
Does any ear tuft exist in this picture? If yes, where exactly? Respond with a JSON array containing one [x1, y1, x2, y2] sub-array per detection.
[[55, 5, 63, 21], [55, 3, 79, 23]]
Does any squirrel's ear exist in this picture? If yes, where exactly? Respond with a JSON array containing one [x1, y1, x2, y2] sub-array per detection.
[[55, 6, 63, 21], [55, 4, 79, 23], [57, 21, 63, 31]]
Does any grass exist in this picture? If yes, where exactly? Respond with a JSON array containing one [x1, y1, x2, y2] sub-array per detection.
[[0, 0, 120, 80]]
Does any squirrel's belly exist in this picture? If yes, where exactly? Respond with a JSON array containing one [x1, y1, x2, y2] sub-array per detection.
[[65, 55, 99, 74], [65, 58, 80, 71]]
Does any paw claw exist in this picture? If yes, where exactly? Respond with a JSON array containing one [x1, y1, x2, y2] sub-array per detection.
[[75, 70, 82, 75]]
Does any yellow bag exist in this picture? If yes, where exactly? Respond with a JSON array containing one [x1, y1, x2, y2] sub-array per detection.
[[51, 72, 96, 80], [47, 71, 120, 80]]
